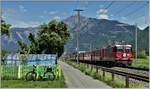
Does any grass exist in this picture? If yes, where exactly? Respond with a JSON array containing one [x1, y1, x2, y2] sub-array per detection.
[[1, 65, 33, 80], [1, 78, 66, 88], [131, 58, 149, 69], [1, 64, 62, 80], [66, 61, 149, 88], [1, 64, 67, 88]]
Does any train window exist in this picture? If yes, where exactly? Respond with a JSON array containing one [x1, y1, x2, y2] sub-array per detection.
[[117, 48, 123, 52], [125, 47, 132, 53]]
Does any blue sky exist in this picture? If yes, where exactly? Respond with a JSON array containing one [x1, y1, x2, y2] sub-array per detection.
[[2, 1, 149, 29]]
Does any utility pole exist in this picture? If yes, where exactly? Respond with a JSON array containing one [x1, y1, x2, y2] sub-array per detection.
[[90, 43, 92, 52], [135, 23, 137, 61], [74, 9, 84, 63]]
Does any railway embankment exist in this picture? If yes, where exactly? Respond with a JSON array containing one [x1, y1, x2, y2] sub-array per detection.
[[65, 60, 149, 88]]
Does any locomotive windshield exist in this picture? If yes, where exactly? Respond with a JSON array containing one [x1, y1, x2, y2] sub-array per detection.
[[113, 45, 132, 52], [117, 48, 123, 52], [113, 46, 123, 52], [125, 47, 132, 53]]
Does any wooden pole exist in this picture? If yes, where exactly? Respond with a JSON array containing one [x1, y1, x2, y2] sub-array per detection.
[[103, 69, 105, 80], [111, 72, 114, 81], [125, 75, 129, 88]]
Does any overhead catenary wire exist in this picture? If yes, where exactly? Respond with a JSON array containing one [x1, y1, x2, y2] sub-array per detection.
[[124, 4, 146, 17], [105, 1, 114, 9], [96, 1, 114, 16], [108, 1, 147, 21], [113, 2, 136, 16], [111, 2, 148, 28], [100, 1, 111, 9], [131, 8, 148, 22]]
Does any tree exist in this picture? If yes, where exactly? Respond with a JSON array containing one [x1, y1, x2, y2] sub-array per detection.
[[17, 40, 30, 64], [137, 50, 147, 58], [17, 40, 30, 54], [145, 49, 149, 56], [28, 33, 40, 54], [1, 19, 11, 36], [28, 33, 35, 43], [18, 20, 70, 57], [38, 32, 62, 53], [38, 20, 70, 57], [19, 54, 28, 65], [1, 19, 11, 64], [39, 20, 70, 43], [1, 50, 9, 64]]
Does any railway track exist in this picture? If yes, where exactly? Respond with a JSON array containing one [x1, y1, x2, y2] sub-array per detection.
[[77, 62, 149, 87], [78, 61, 149, 79], [66, 61, 149, 88], [79, 60, 149, 72], [117, 66, 149, 71], [110, 67, 149, 77], [88, 63, 149, 83]]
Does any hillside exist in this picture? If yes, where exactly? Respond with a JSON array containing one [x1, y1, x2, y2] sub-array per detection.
[[137, 26, 149, 52], [1, 16, 149, 54], [1, 27, 39, 52], [64, 16, 145, 52]]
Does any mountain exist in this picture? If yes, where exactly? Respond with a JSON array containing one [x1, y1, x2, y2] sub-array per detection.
[[1, 16, 149, 54], [1, 27, 39, 52], [137, 26, 149, 52], [64, 16, 142, 52]]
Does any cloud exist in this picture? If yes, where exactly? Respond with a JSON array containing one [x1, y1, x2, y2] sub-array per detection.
[[40, 15, 45, 19], [53, 16, 61, 20], [43, 10, 58, 15], [97, 15, 108, 19], [19, 5, 27, 13], [62, 12, 67, 15], [49, 11, 57, 15], [119, 15, 148, 30], [96, 9, 109, 19], [135, 16, 148, 29], [121, 16, 127, 20], [97, 9, 108, 14], [13, 20, 41, 28]]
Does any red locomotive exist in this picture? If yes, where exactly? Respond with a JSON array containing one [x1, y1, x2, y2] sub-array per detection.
[[69, 44, 133, 66]]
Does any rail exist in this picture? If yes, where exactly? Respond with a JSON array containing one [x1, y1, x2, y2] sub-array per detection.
[[118, 66, 149, 71], [81, 63, 149, 88]]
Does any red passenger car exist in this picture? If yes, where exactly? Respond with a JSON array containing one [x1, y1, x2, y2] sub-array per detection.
[[70, 44, 133, 66]]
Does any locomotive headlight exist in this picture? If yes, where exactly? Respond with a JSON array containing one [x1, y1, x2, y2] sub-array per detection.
[[123, 53, 126, 57], [127, 54, 131, 57]]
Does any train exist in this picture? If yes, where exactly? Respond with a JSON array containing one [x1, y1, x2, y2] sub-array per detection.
[[68, 44, 133, 66]]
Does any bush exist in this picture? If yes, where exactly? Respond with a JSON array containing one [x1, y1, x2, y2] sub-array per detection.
[[66, 61, 148, 88], [137, 50, 147, 58]]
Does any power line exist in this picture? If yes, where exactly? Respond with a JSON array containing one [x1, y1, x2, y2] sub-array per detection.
[[113, 2, 136, 16], [101, 1, 111, 9], [124, 4, 146, 17], [96, 1, 113, 17], [105, 1, 114, 9], [131, 7, 148, 21], [112, 2, 148, 25]]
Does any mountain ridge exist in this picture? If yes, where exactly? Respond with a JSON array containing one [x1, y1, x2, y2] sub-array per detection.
[[1, 16, 148, 54]]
